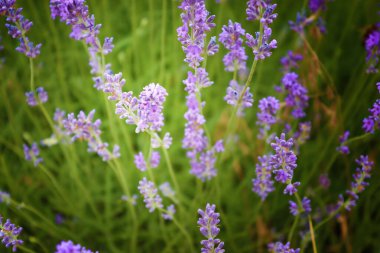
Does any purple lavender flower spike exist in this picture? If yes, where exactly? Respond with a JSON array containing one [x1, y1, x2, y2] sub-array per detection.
[[268, 241, 300, 253], [219, 20, 247, 72], [23, 142, 42, 166], [270, 133, 300, 195], [365, 28, 380, 73], [362, 99, 380, 133], [162, 205, 176, 220], [246, 0, 277, 25], [197, 204, 225, 253], [136, 83, 168, 133], [252, 155, 275, 201], [36, 87, 48, 103], [0, 215, 23, 252], [224, 80, 253, 116], [281, 72, 309, 118], [257, 96, 280, 138], [336, 130, 350, 154], [342, 155, 374, 211], [150, 151, 160, 168], [207, 36, 219, 56], [159, 182, 175, 198], [25, 91, 37, 106], [289, 12, 312, 34], [309, 0, 326, 13], [55, 240, 98, 253], [134, 152, 147, 171], [177, 0, 215, 68], [280, 51, 303, 72], [1, 0, 42, 58], [246, 26, 277, 60], [138, 177, 163, 212], [289, 197, 311, 216], [62, 110, 119, 161], [319, 173, 330, 189]]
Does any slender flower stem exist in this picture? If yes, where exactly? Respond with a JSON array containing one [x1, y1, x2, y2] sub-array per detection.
[[18, 245, 37, 253], [288, 214, 300, 243], [162, 146, 181, 196], [308, 215, 318, 253], [344, 133, 372, 145], [29, 58, 35, 91]]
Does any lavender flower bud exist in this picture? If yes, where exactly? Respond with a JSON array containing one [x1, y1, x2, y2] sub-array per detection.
[[268, 241, 300, 253], [336, 131, 350, 154], [252, 155, 274, 201], [362, 99, 380, 133], [0, 191, 11, 205], [162, 205, 176, 220]]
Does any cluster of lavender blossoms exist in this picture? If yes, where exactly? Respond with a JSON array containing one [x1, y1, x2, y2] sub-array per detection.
[[289, 0, 329, 34], [270, 133, 300, 195], [337, 155, 374, 211], [364, 24, 380, 73], [50, 0, 172, 173], [336, 130, 350, 154], [362, 86, 380, 133], [25, 87, 48, 106], [289, 197, 311, 216], [53, 109, 120, 161], [257, 96, 280, 138], [268, 241, 300, 253], [0, 0, 41, 57], [138, 177, 176, 220], [55, 240, 98, 253], [0, 216, 23, 252], [252, 155, 274, 200], [23, 142, 42, 167], [197, 204, 224, 253], [177, 0, 224, 181]]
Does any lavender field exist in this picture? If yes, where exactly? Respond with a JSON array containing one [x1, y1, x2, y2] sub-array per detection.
[[0, 0, 379, 252]]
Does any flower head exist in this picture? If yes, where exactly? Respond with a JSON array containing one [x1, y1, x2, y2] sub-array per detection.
[[23, 142, 42, 166], [336, 130, 350, 154], [362, 99, 380, 133], [268, 241, 300, 253], [138, 177, 163, 212], [246, 26, 277, 60], [55, 240, 98, 253], [197, 204, 224, 253], [0, 216, 23, 252], [252, 155, 274, 201]]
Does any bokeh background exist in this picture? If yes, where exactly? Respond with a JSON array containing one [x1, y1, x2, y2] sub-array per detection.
[[1, 0, 380, 252]]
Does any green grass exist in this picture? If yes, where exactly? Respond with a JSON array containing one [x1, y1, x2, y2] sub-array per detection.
[[0, 0, 379, 252]]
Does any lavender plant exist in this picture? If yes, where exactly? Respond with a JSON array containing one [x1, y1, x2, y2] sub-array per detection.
[[0, 0, 379, 252]]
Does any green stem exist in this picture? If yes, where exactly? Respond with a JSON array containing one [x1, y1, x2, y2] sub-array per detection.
[[308, 215, 318, 253], [162, 146, 181, 197], [18, 245, 36, 253], [288, 214, 300, 243], [343, 133, 372, 145]]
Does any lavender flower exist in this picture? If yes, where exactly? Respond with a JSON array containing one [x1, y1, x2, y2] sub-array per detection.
[[281, 72, 309, 118], [1, 0, 41, 57], [270, 133, 300, 195], [246, 26, 277, 60], [25, 87, 48, 106], [362, 99, 380, 133], [289, 197, 311, 216], [365, 28, 380, 73], [162, 205, 176, 220], [257, 96, 280, 138], [219, 20, 247, 72], [340, 155, 374, 211], [61, 110, 120, 161], [280, 51, 303, 72], [224, 80, 253, 116], [138, 177, 163, 212], [0, 191, 11, 205], [150, 151, 160, 168], [319, 173, 330, 189], [55, 240, 98, 253], [293, 122, 311, 150], [159, 182, 175, 198], [197, 204, 224, 253], [309, 0, 326, 13], [136, 83, 168, 133], [336, 130, 350, 154], [289, 12, 312, 34], [134, 152, 147, 171], [121, 194, 137, 206], [0, 216, 23, 252], [247, 0, 278, 25], [23, 142, 42, 166], [252, 155, 275, 201], [151, 132, 172, 149], [268, 241, 300, 253], [55, 214, 65, 225], [177, 0, 215, 68]]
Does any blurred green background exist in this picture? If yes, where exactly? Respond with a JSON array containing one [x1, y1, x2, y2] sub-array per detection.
[[1, 0, 380, 252]]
